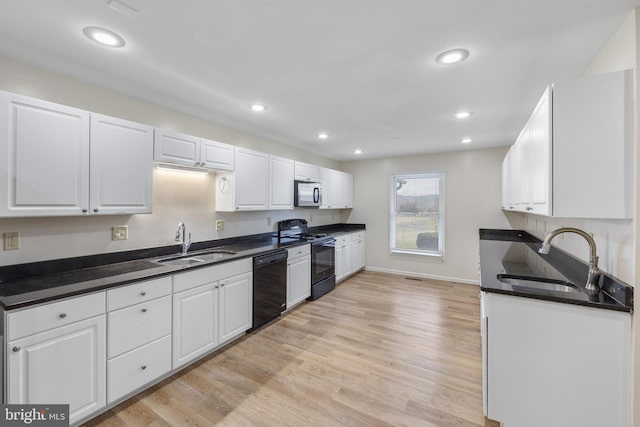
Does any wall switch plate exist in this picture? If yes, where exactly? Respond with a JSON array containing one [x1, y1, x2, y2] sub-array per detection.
[[216, 220, 224, 231], [266, 217, 272, 226], [3, 232, 19, 250], [111, 226, 128, 241]]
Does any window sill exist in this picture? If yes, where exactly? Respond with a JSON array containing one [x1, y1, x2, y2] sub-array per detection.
[[391, 249, 444, 259]]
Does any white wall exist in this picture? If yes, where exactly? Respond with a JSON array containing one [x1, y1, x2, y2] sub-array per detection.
[[524, 215, 634, 284], [341, 147, 524, 284], [0, 55, 341, 265]]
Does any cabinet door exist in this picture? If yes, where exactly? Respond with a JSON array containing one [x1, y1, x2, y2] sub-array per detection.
[[320, 168, 338, 209], [501, 148, 514, 210], [351, 238, 366, 273], [219, 272, 252, 344], [0, 91, 90, 216], [172, 283, 218, 369], [294, 161, 321, 182], [90, 114, 154, 215], [287, 255, 311, 309], [200, 138, 234, 171], [269, 155, 294, 209], [528, 88, 551, 215], [8, 315, 106, 425], [153, 129, 199, 167], [234, 147, 269, 210], [338, 172, 353, 208], [335, 243, 352, 282], [486, 294, 630, 427]]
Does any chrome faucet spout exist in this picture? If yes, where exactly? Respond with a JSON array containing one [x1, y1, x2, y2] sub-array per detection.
[[538, 227, 600, 293], [175, 222, 191, 255]]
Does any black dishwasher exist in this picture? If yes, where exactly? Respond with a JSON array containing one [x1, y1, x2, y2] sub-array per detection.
[[251, 249, 288, 331]]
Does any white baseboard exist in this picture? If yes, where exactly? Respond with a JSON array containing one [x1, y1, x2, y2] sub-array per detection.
[[364, 266, 480, 286]]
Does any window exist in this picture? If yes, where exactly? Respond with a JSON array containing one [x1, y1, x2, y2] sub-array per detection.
[[390, 172, 444, 257]]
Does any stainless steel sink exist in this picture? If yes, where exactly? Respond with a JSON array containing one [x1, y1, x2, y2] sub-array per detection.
[[497, 274, 580, 293], [154, 249, 237, 266]]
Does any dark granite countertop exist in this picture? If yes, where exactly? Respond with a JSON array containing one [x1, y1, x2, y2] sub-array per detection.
[[479, 229, 633, 313], [0, 223, 365, 310]]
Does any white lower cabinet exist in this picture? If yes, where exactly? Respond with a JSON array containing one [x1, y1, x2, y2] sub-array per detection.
[[173, 283, 218, 368], [219, 272, 252, 343], [286, 244, 311, 310], [172, 259, 253, 369], [107, 335, 171, 403], [7, 293, 107, 425], [106, 277, 172, 404], [2, 257, 254, 422], [482, 292, 631, 427], [335, 231, 366, 283], [335, 234, 352, 283]]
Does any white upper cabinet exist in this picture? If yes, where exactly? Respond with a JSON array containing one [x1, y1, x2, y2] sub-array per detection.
[[90, 114, 154, 215], [320, 168, 353, 209], [0, 91, 154, 217], [0, 91, 90, 216], [269, 155, 294, 209], [217, 148, 297, 211], [154, 129, 234, 172], [553, 70, 632, 218], [216, 147, 269, 211], [153, 129, 199, 166], [320, 168, 339, 209], [502, 70, 631, 219], [200, 138, 234, 171], [338, 171, 353, 208], [294, 161, 321, 182]]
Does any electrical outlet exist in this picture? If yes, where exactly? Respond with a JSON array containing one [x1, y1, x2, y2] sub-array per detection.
[[310, 214, 314, 223], [3, 232, 19, 250], [267, 217, 272, 226], [216, 220, 224, 231], [111, 226, 128, 241]]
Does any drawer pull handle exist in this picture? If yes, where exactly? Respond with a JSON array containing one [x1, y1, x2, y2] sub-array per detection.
[[141, 308, 147, 313], [12, 346, 20, 352], [59, 313, 67, 319], [140, 291, 147, 296], [141, 365, 147, 370]]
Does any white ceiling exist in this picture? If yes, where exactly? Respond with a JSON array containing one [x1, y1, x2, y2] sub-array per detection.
[[0, 0, 637, 161]]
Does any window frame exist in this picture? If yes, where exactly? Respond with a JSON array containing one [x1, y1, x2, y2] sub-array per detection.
[[389, 172, 445, 258]]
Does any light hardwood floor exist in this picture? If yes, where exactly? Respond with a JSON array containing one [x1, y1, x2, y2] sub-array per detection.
[[85, 271, 499, 427]]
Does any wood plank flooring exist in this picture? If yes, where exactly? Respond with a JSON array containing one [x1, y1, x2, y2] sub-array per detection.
[[85, 271, 499, 427]]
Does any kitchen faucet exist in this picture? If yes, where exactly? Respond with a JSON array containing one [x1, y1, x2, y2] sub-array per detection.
[[175, 222, 192, 255], [538, 227, 600, 293]]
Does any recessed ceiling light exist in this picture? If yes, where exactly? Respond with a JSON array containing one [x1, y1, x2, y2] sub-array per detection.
[[318, 133, 328, 140], [461, 137, 472, 144], [435, 48, 470, 65], [83, 26, 126, 48], [354, 149, 363, 155], [454, 111, 472, 119], [250, 104, 267, 112]]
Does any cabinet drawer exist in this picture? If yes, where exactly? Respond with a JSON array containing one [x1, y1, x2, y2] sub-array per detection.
[[107, 276, 171, 311], [335, 234, 352, 245], [7, 292, 106, 341], [173, 258, 252, 293], [287, 244, 310, 260], [108, 295, 171, 358], [107, 335, 171, 403], [351, 231, 365, 241]]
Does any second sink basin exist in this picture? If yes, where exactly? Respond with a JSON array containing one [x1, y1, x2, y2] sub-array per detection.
[[155, 249, 238, 266], [497, 274, 580, 293]]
